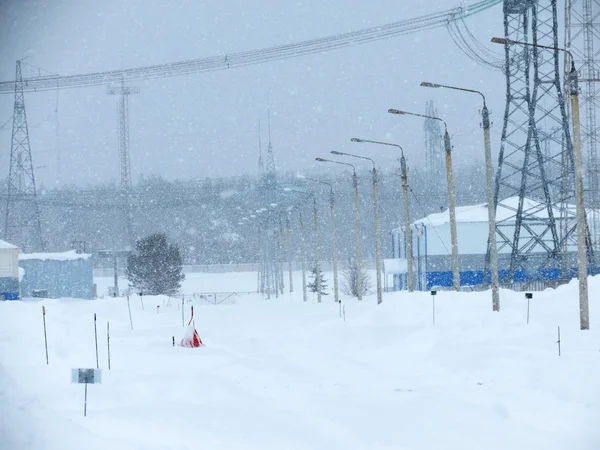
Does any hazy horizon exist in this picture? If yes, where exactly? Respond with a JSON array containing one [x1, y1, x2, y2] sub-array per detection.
[[0, 0, 506, 188]]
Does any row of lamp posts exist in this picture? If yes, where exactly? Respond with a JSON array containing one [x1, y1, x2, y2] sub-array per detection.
[[260, 35, 589, 330]]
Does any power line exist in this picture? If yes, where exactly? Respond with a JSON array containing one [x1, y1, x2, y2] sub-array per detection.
[[0, 0, 501, 94]]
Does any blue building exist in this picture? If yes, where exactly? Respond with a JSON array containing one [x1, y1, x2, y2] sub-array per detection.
[[391, 197, 582, 291], [0, 240, 19, 300], [19, 251, 94, 299]]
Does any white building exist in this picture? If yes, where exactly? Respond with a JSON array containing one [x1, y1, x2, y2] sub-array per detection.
[[0, 240, 19, 300], [391, 196, 585, 291]]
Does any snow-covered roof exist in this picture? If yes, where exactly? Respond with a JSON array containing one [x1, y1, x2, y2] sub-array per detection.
[[20, 250, 92, 261], [405, 196, 581, 228], [0, 240, 18, 250]]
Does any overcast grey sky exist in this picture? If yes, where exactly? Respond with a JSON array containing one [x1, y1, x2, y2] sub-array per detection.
[[0, 0, 507, 188]]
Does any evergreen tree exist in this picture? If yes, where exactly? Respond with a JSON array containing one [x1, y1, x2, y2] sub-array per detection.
[[126, 232, 185, 295], [308, 262, 329, 295]]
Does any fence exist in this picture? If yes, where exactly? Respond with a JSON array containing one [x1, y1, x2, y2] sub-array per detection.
[[94, 260, 377, 277], [431, 279, 569, 293]]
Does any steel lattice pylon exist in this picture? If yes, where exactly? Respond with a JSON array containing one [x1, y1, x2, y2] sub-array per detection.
[[3, 60, 44, 251], [107, 81, 139, 248], [491, 0, 594, 282], [423, 100, 445, 209], [566, 0, 600, 251]]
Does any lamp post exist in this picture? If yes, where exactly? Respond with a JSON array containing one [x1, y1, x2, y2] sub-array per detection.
[[316, 157, 363, 300], [388, 109, 461, 292], [284, 211, 293, 294], [306, 178, 339, 303], [331, 150, 383, 304], [351, 138, 415, 293], [420, 82, 499, 311], [492, 36, 589, 330], [297, 208, 308, 302]]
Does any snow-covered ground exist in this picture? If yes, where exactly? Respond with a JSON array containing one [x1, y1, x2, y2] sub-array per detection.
[[1, 271, 600, 450]]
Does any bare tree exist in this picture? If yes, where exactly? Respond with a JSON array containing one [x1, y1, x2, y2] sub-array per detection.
[[341, 258, 372, 298]]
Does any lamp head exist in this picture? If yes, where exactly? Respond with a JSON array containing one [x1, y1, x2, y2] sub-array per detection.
[[491, 37, 508, 45], [350, 137, 362, 142], [315, 157, 326, 162], [420, 82, 440, 88], [330, 151, 344, 155], [388, 109, 405, 115]]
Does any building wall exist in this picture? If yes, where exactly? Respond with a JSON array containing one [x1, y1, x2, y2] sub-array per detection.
[[0, 248, 19, 300], [19, 258, 94, 299], [391, 222, 582, 291]]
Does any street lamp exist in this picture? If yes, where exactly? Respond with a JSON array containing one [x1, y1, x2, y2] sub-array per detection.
[[388, 109, 461, 292], [420, 82, 500, 311], [331, 149, 382, 304], [296, 206, 309, 303], [316, 157, 364, 300], [351, 137, 415, 293], [304, 191, 322, 303], [492, 36, 589, 330], [305, 177, 340, 303]]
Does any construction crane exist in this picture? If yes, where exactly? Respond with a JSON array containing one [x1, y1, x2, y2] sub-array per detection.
[[0, 0, 501, 250]]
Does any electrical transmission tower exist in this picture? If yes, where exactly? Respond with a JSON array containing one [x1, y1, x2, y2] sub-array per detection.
[[107, 81, 139, 248], [423, 100, 445, 209], [491, 0, 594, 282], [566, 0, 600, 251], [3, 60, 44, 251]]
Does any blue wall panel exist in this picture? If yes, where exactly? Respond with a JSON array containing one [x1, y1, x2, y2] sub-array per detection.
[[19, 258, 94, 299], [0, 277, 19, 300]]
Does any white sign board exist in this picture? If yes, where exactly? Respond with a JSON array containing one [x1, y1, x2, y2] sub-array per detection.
[[383, 258, 408, 274]]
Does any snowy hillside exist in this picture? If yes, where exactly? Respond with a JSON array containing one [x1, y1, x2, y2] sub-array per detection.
[[1, 272, 600, 449]]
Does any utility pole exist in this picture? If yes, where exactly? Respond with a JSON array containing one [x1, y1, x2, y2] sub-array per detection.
[[400, 154, 414, 292], [316, 158, 363, 300], [285, 213, 293, 293], [332, 150, 383, 304], [298, 209, 308, 302], [420, 82, 498, 308], [389, 109, 460, 291], [312, 195, 322, 303], [306, 178, 339, 302], [350, 138, 414, 292], [568, 61, 590, 330], [492, 37, 590, 329]]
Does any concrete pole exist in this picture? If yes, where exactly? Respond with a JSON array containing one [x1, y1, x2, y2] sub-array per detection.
[[298, 210, 308, 302], [329, 189, 340, 303], [352, 172, 363, 300], [482, 104, 500, 311], [400, 156, 415, 292], [372, 167, 383, 304], [443, 129, 461, 291], [285, 214, 293, 293], [568, 63, 589, 330], [313, 197, 322, 303], [113, 255, 119, 295]]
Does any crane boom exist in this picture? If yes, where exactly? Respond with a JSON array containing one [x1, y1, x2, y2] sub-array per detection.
[[0, 0, 501, 94]]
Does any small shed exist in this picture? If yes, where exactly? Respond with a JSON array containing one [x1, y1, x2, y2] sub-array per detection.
[[19, 250, 94, 299], [0, 239, 19, 300]]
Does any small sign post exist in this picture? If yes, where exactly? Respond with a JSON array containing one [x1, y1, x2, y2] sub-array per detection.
[[126, 294, 133, 330], [107, 322, 111, 370], [42, 306, 49, 364], [71, 368, 102, 417], [93, 313, 99, 369], [431, 290, 437, 324], [525, 293, 533, 324]]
